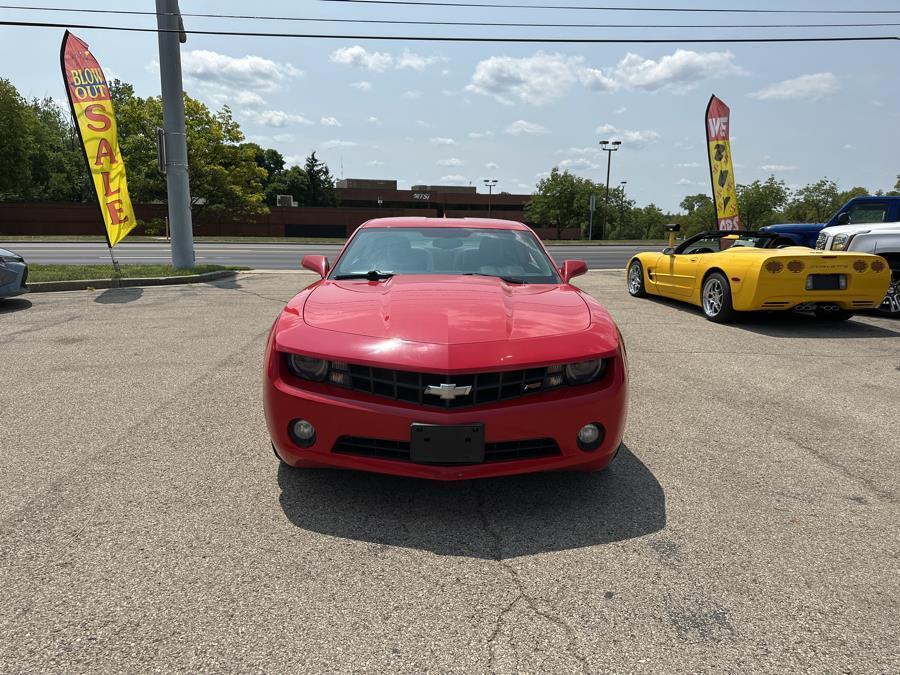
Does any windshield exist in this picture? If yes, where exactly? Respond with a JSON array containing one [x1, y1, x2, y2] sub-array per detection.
[[330, 227, 562, 284], [677, 234, 773, 254]]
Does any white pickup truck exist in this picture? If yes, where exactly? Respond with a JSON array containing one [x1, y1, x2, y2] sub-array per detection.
[[816, 222, 900, 315]]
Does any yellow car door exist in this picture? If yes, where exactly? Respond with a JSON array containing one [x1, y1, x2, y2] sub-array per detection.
[[669, 253, 705, 298], [648, 252, 677, 296]]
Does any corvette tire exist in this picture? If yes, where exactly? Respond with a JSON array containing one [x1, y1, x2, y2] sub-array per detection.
[[701, 272, 735, 323], [627, 260, 647, 297]]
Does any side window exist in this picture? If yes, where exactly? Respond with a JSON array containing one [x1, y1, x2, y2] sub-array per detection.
[[682, 237, 721, 254], [847, 203, 887, 224]]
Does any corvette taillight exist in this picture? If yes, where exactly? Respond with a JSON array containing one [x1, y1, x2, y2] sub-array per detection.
[[871, 260, 886, 273], [787, 260, 805, 273], [853, 260, 868, 273], [764, 260, 783, 273]]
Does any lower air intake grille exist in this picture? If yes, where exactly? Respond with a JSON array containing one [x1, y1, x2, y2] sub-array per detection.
[[332, 436, 561, 464]]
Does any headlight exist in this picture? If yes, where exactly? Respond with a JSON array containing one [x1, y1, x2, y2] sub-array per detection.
[[564, 359, 606, 385], [831, 234, 849, 251], [0, 255, 23, 263], [287, 354, 328, 381]]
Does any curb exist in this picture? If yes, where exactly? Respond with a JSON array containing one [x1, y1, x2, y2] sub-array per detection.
[[26, 270, 238, 293]]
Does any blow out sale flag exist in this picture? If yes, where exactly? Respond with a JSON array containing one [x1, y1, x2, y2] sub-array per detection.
[[61, 31, 136, 246]]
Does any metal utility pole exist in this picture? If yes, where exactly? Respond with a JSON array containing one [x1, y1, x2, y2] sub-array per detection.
[[618, 180, 628, 231], [156, 0, 194, 269], [599, 140, 622, 240], [483, 178, 498, 215], [588, 193, 596, 240]]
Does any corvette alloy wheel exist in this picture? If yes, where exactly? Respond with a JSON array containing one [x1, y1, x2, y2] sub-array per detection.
[[701, 272, 736, 323], [627, 261, 646, 297], [703, 278, 723, 316], [879, 272, 900, 316]]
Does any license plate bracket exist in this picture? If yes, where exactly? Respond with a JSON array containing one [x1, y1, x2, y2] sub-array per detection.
[[410, 423, 485, 464], [807, 274, 845, 291]]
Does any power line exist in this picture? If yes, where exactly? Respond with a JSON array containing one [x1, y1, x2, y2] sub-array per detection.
[[2, 5, 899, 30], [2, 19, 897, 42], [316, 0, 900, 14]]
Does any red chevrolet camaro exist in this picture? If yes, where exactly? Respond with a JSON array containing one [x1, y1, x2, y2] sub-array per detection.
[[263, 217, 628, 480]]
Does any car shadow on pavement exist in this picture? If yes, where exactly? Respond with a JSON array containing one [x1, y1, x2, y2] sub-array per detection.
[[94, 287, 144, 304], [277, 444, 665, 559], [731, 312, 900, 339], [0, 298, 32, 314]]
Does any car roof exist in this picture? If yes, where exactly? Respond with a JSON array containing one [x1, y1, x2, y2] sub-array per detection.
[[359, 217, 530, 231]]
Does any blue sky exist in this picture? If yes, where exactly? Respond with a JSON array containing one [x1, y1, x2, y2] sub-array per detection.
[[1, 1, 898, 211]]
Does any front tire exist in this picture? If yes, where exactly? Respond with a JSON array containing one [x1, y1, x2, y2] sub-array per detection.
[[877, 271, 900, 316], [701, 272, 736, 323], [627, 260, 647, 297]]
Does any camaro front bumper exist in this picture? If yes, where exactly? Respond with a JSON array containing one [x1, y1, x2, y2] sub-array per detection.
[[264, 358, 627, 481]]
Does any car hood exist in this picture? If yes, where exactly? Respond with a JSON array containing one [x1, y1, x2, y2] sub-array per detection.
[[760, 222, 824, 233], [819, 222, 900, 238], [302, 275, 591, 344]]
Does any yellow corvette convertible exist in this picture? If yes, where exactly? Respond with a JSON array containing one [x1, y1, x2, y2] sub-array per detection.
[[627, 228, 891, 323]]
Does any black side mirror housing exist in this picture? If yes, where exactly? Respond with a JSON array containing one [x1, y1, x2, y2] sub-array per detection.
[[836, 212, 851, 225], [663, 247, 675, 255]]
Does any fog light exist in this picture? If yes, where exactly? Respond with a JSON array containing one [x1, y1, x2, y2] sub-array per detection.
[[577, 423, 604, 451], [289, 419, 316, 447]]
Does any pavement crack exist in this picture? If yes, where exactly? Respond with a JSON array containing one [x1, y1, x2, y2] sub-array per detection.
[[788, 438, 897, 504], [471, 481, 587, 672]]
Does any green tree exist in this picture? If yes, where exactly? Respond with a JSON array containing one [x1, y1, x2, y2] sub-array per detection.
[[736, 176, 789, 230], [784, 178, 840, 222], [303, 152, 338, 207], [525, 168, 600, 238], [635, 204, 668, 239], [886, 174, 899, 196], [676, 193, 715, 237], [24, 97, 89, 201], [266, 165, 308, 206], [0, 78, 34, 199]]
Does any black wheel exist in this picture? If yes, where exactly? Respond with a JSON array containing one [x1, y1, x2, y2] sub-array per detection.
[[627, 260, 647, 298], [876, 271, 900, 316], [814, 307, 854, 321], [701, 272, 736, 323]]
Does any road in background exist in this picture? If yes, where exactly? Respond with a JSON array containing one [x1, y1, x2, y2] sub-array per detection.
[[9, 241, 662, 270]]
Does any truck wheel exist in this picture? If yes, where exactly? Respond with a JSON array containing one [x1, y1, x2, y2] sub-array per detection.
[[877, 272, 900, 316], [701, 273, 736, 323], [627, 260, 647, 297]]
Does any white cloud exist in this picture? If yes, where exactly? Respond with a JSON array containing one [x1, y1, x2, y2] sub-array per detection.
[[440, 175, 467, 183], [675, 162, 702, 168], [613, 106, 627, 114], [559, 158, 600, 171], [229, 91, 266, 106], [351, 81, 373, 91], [430, 137, 457, 145], [367, 116, 381, 124], [320, 116, 342, 127], [761, 164, 799, 172], [842, 144, 856, 151], [284, 155, 304, 166], [467, 49, 742, 105], [251, 110, 313, 127], [486, 162, 500, 170], [415, 120, 434, 128], [595, 123, 660, 148], [437, 158, 464, 167], [403, 90, 422, 99], [749, 73, 839, 101], [368, 159, 385, 166], [469, 130, 494, 139], [676, 178, 700, 186], [505, 120, 549, 136], [467, 52, 586, 105], [330, 46, 440, 72], [321, 139, 359, 149], [181, 50, 301, 95]]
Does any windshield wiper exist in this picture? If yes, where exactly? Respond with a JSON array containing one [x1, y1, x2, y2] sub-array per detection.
[[333, 270, 395, 281], [463, 273, 528, 284]]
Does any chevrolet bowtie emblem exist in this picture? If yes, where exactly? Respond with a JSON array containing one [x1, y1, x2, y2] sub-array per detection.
[[424, 383, 472, 401]]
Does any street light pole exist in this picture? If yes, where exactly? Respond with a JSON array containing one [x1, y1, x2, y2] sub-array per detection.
[[156, 0, 194, 269], [619, 180, 627, 232], [599, 140, 622, 240], [483, 178, 498, 215]]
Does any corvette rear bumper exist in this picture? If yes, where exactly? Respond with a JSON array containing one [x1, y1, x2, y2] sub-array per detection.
[[264, 361, 627, 481]]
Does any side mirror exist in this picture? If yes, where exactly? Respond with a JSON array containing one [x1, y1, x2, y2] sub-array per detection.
[[663, 247, 675, 255], [560, 259, 588, 283], [836, 212, 851, 225], [301, 255, 330, 278]]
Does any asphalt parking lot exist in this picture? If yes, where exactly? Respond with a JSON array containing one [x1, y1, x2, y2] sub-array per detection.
[[1, 272, 898, 673]]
